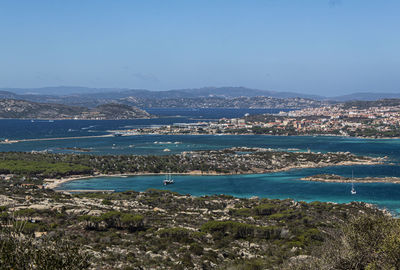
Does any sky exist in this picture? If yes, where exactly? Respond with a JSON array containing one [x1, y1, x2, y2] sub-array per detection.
[[0, 0, 399, 96]]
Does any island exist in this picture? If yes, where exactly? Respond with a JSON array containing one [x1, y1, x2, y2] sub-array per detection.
[[0, 99, 152, 120], [301, 174, 400, 183]]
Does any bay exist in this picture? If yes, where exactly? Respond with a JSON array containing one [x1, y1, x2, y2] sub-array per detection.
[[1, 108, 400, 213], [59, 165, 400, 214]]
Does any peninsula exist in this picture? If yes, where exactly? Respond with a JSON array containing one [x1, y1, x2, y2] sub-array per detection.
[[0, 148, 385, 190], [124, 98, 400, 139]]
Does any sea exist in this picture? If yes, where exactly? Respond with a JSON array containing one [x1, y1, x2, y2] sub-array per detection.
[[1, 108, 400, 214]]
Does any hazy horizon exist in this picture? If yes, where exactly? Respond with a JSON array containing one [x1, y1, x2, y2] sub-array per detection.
[[1, 0, 399, 95], [1, 85, 400, 98]]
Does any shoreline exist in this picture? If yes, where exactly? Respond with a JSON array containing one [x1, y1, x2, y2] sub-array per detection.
[[2, 133, 400, 145], [46, 159, 384, 190], [301, 175, 400, 184], [111, 132, 400, 140], [44, 171, 228, 190]]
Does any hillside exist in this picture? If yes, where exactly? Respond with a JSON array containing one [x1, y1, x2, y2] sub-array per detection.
[[0, 99, 151, 120], [1, 87, 398, 110], [0, 182, 390, 269], [121, 96, 330, 109], [332, 92, 400, 101], [0, 91, 331, 109], [342, 98, 400, 109]]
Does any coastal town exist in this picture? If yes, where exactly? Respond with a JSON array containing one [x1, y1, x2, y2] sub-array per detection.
[[119, 99, 400, 138]]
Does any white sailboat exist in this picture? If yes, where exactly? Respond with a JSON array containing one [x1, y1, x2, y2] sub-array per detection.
[[351, 170, 356, 195], [351, 183, 356, 195], [163, 173, 174, 185]]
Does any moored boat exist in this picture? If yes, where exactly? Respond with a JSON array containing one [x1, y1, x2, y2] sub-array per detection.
[[163, 173, 174, 185]]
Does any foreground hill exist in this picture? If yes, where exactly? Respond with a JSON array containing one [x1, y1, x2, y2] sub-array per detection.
[[0, 186, 392, 269], [0, 99, 151, 120]]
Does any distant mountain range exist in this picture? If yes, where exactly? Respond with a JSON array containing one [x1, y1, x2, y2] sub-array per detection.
[[0, 86, 322, 100], [120, 96, 330, 109], [0, 86, 399, 109]]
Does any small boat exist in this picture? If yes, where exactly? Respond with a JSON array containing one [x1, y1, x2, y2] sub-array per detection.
[[351, 171, 356, 195], [351, 183, 356, 195], [163, 173, 174, 186], [350, 183, 357, 195]]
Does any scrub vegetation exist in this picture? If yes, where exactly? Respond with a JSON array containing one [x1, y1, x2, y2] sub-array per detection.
[[0, 185, 397, 269]]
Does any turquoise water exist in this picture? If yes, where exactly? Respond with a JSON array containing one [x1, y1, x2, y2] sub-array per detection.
[[1, 115, 400, 213], [59, 165, 400, 214]]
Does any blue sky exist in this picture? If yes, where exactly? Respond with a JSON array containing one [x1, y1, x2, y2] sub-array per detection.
[[0, 0, 399, 95]]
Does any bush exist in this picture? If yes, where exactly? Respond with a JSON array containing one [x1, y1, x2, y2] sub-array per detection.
[[101, 199, 112, 205], [157, 227, 194, 244], [100, 211, 122, 228], [121, 214, 145, 232], [0, 223, 90, 269], [289, 214, 400, 270], [254, 204, 277, 216], [201, 220, 280, 240], [189, 243, 203, 256]]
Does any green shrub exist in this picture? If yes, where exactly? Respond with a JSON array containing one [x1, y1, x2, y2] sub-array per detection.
[[189, 243, 204, 256], [254, 203, 277, 216], [15, 208, 36, 217], [157, 227, 194, 244], [290, 214, 400, 269], [101, 199, 112, 205], [100, 211, 122, 228], [0, 224, 90, 269], [121, 214, 145, 232], [201, 220, 280, 240]]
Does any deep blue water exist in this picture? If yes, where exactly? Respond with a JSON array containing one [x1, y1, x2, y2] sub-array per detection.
[[1, 133, 399, 158], [0, 108, 287, 142], [1, 108, 400, 213]]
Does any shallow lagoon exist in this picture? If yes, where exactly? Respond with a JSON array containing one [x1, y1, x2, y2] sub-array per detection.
[[59, 165, 400, 214]]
